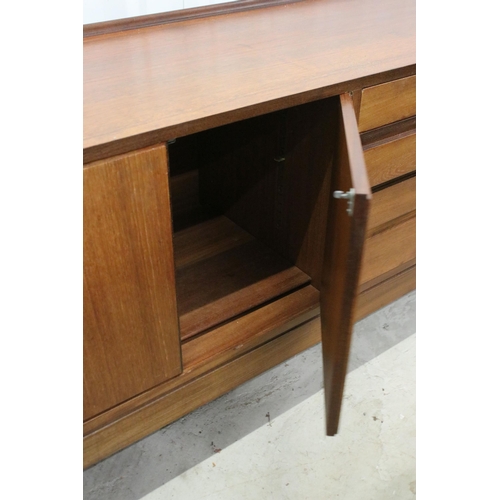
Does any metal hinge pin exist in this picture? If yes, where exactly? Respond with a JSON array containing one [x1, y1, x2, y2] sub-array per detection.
[[333, 188, 355, 216]]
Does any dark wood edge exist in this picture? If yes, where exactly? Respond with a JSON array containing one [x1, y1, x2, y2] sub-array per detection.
[[340, 93, 371, 198], [83, 0, 303, 38], [84, 65, 416, 165], [361, 116, 416, 148], [82, 143, 167, 169], [371, 171, 416, 193], [351, 90, 363, 121]]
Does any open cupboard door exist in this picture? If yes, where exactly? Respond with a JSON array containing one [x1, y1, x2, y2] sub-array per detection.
[[321, 93, 372, 435]]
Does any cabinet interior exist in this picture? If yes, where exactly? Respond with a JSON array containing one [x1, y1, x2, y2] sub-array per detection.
[[168, 97, 338, 342]]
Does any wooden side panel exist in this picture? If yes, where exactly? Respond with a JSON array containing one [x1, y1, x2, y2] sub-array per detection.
[[364, 133, 416, 187], [358, 75, 416, 132], [84, 145, 182, 420], [320, 94, 371, 435]]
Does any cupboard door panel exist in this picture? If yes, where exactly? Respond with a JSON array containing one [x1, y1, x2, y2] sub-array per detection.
[[84, 145, 182, 420], [320, 94, 371, 435]]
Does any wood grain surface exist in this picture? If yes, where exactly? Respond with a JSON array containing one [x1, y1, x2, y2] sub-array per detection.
[[360, 215, 416, 285], [173, 216, 253, 269], [83, 258, 416, 468], [356, 265, 415, 320], [173, 216, 311, 340], [84, 285, 320, 437], [182, 285, 320, 367], [83, 259, 416, 468], [82, 0, 416, 464], [364, 132, 416, 187], [367, 176, 416, 234], [197, 99, 335, 288], [361, 116, 416, 147], [359, 257, 416, 294], [84, 0, 415, 162], [84, 315, 322, 469], [358, 75, 416, 132], [83, 145, 182, 421], [320, 94, 371, 436]]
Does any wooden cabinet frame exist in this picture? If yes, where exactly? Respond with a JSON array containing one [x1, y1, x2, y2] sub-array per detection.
[[83, 93, 375, 466], [83, 0, 415, 469]]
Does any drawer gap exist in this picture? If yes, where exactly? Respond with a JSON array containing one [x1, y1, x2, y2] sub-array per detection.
[[361, 116, 416, 148], [371, 171, 416, 193]]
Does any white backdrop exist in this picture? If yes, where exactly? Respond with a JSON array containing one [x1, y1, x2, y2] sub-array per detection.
[[84, 0, 237, 24]]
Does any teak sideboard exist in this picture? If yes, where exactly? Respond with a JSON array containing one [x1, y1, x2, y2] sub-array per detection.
[[83, 0, 416, 469]]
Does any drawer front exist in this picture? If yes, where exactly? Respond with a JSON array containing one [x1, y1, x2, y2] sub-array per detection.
[[360, 216, 416, 285], [356, 265, 416, 321], [358, 76, 416, 132], [368, 176, 416, 233], [364, 133, 416, 187]]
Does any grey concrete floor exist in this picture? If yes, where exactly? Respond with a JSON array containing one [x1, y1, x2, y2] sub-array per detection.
[[84, 290, 416, 500]]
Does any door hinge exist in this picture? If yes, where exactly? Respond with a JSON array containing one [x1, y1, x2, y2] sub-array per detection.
[[333, 188, 355, 216]]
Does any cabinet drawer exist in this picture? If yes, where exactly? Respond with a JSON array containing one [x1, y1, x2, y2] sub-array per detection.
[[364, 133, 416, 187], [360, 216, 416, 285], [356, 265, 416, 321], [368, 176, 416, 233], [358, 76, 416, 132]]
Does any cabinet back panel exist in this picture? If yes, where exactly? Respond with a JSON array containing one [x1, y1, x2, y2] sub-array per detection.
[[197, 99, 335, 287], [198, 110, 283, 250], [168, 134, 224, 231]]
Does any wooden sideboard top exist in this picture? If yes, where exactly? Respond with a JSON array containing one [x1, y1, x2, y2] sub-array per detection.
[[83, 0, 415, 163]]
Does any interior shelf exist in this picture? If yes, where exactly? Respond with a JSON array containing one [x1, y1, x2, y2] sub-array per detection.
[[173, 216, 311, 341]]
